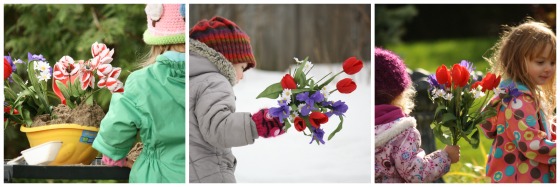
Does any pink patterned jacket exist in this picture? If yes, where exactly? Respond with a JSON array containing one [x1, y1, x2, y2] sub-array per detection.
[[375, 116, 451, 183], [480, 80, 556, 183]]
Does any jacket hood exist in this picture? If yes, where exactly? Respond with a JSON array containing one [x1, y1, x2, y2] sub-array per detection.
[[189, 38, 237, 86], [375, 116, 416, 148]]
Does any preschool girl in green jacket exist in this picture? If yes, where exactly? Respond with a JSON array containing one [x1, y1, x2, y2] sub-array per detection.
[[92, 4, 186, 183]]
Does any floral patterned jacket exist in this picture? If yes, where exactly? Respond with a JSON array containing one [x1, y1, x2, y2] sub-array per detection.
[[375, 116, 451, 183], [480, 80, 556, 183]]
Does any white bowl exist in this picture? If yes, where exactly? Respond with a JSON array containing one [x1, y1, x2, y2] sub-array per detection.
[[21, 141, 63, 165]]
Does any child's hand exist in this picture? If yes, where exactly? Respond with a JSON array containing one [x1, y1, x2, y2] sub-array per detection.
[[443, 145, 461, 164], [252, 108, 286, 138]]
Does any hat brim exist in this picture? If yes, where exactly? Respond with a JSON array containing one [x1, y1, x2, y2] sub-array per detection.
[[143, 30, 186, 45]]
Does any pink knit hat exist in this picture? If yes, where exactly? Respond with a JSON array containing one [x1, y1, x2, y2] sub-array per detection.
[[143, 4, 186, 45]]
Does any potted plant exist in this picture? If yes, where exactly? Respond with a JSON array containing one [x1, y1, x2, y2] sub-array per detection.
[[4, 42, 124, 165]]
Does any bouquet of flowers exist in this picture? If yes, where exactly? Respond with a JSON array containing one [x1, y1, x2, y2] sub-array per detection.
[[428, 60, 500, 147], [256, 57, 363, 144], [4, 53, 54, 126]]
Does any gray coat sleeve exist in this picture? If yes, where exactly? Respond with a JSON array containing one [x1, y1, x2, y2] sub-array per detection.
[[194, 75, 258, 149]]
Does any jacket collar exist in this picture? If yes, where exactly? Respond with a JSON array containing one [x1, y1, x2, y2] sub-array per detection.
[[189, 38, 237, 86]]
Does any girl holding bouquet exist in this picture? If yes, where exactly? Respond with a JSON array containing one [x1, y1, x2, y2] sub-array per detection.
[[189, 16, 286, 183], [480, 19, 556, 183], [375, 48, 461, 183]]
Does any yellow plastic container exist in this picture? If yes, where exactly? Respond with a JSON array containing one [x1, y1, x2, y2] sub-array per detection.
[[21, 124, 99, 166]]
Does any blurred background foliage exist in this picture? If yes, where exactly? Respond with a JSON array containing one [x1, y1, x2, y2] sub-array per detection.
[[375, 4, 555, 183], [4, 4, 147, 161]]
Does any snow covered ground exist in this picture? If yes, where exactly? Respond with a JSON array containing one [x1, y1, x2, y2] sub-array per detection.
[[232, 62, 372, 183]]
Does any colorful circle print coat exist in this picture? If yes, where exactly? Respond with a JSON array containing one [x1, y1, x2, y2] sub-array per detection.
[[480, 80, 556, 183]]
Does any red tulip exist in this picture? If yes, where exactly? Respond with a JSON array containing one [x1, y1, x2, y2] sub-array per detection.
[[4, 57, 12, 80], [309, 112, 328, 128], [294, 116, 306, 132], [280, 74, 297, 89], [342, 56, 363, 75], [336, 78, 357, 94], [451, 64, 470, 88], [435, 65, 451, 87], [481, 73, 501, 92]]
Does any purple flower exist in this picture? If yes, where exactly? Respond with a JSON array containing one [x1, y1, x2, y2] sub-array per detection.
[[503, 82, 522, 103], [269, 101, 290, 123], [428, 74, 443, 89], [459, 60, 475, 74], [330, 100, 348, 116], [28, 52, 46, 62], [299, 103, 317, 116], [296, 91, 324, 106], [309, 126, 325, 144]]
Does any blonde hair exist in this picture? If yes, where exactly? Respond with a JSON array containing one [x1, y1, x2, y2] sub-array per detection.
[[486, 18, 556, 119], [139, 44, 186, 68], [391, 85, 417, 115]]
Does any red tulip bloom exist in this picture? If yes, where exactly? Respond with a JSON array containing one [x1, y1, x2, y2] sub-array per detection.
[[309, 112, 328, 128], [4, 57, 12, 80], [294, 116, 306, 132], [280, 74, 297, 89], [481, 73, 501, 92], [451, 64, 470, 88], [435, 65, 451, 87], [342, 56, 363, 75], [336, 78, 357, 94]]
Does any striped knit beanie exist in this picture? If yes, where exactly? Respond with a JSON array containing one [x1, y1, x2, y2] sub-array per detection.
[[189, 16, 256, 69], [143, 4, 186, 45]]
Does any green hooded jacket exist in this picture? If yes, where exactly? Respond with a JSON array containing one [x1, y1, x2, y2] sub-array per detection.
[[93, 51, 185, 183]]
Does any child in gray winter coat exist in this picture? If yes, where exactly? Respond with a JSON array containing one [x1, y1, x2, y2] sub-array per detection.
[[189, 16, 285, 183], [374, 47, 461, 183]]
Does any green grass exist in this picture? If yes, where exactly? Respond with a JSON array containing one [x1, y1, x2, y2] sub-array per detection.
[[386, 38, 501, 183], [385, 37, 498, 73]]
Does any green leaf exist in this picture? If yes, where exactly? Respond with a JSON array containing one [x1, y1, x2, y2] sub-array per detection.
[[469, 129, 480, 149], [434, 105, 447, 118], [256, 83, 283, 99], [327, 115, 344, 140], [71, 76, 82, 97], [294, 67, 306, 87], [441, 113, 457, 124], [291, 88, 312, 95], [283, 120, 291, 132], [433, 122, 452, 145]]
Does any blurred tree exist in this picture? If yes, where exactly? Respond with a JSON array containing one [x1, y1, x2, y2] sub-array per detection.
[[374, 5, 417, 47], [4, 4, 147, 159]]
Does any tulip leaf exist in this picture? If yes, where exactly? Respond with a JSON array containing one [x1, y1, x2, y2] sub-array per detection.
[[441, 113, 457, 124], [283, 120, 291, 132], [433, 122, 452, 145], [328, 115, 344, 140], [71, 76, 82, 97], [256, 83, 282, 99], [469, 129, 480, 149]]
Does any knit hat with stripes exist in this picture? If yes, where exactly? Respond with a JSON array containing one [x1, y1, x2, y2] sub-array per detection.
[[143, 4, 186, 45], [189, 16, 256, 69]]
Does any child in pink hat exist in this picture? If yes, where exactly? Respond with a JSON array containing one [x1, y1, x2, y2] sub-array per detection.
[[93, 4, 186, 183]]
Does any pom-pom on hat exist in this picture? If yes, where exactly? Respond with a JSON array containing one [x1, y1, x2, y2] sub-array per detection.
[[143, 4, 186, 45], [189, 16, 256, 69], [375, 47, 411, 105]]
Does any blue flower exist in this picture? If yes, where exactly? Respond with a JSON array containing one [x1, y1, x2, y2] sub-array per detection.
[[330, 100, 348, 116], [269, 101, 290, 123], [309, 126, 325, 144], [28, 52, 46, 62], [502, 82, 522, 103], [296, 91, 323, 106], [299, 103, 317, 116], [428, 74, 443, 89]]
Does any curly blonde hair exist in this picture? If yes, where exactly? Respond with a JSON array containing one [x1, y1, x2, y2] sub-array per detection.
[[391, 85, 417, 115], [486, 18, 556, 120]]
